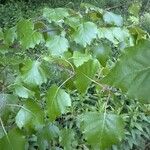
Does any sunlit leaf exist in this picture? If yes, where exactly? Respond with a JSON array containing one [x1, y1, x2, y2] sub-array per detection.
[[20, 60, 47, 87], [73, 51, 92, 67], [103, 12, 123, 26], [46, 35, 69, 55], [72, 22, 98, 47]]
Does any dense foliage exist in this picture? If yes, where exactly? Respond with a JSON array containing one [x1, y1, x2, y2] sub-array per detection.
[[0, 1, 150, 150]]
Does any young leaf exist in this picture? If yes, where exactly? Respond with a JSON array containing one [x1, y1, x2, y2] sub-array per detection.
[[15, 100, 44, 130], [103, 12, 123, 26], [72, 22, 98, 47], [78, 112, 124, 149], [46, 35, 69, 56], [46, 85, 71, 121], [74, 59, 100, 93], [102, 40, 150, 103], [20, 60, 47, 87], [0, 128, 27, 150]]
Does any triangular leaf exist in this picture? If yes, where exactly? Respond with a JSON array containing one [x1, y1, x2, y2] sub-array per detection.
[[46, 35, 69, 56], [72, 22, 98, 47], [17, 19, 43, 49], [98, 27, 132, 46], [14, 84, 35, 98], [46, 85, 71, 121], [0, 128, 27, 150], [93, 43, 111, 67], [79, 112, 124, 149], [43, 8, 69, 23], [103, 12, 123, 26], [15, 100, 44, 130], [102, 40, 150, 103], [20, 60, 47, 87], [73, 51, 92, 67], [74, 59, 100, 93]]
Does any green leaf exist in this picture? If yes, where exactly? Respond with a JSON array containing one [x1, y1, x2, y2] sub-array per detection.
[[79, 112, 124, 149], [17, 19, 43, 49], [0, 128, 27, 150], [128, 2, 141, 16], [74, 59, 100, 93], [0, 28, 3, 40], [129, 27, 147, 43], [4, 27, 17, 45], [37, 124, 60, 150], [46, 35, 69, 56], [102, 40, 150, 103], [14, 84, 35, 98], [15, 100, 44, 130], [60, 129, 75, 150], [73, 51, 92, 67], [20, 60, 47, 87], [0, 94, 18, 116], [65, 17, 81, 29], [46, 85, 71, 121], [72, 22, 98, 47], [98, 27, 132, 46], [103, 12, 123, 26], [93, 43, 111, 67], [43, 8, 69, 23]]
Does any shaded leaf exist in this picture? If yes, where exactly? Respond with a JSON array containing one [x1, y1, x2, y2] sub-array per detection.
[[15, 100, 44, 130], [37, 124, 60, 150], [43, 8, 69, 23], [93, 43, 111, 67], [102, 40, 150, 103], [4, 27, 16, 45], [17, 19, 43, 49], [0, 28, 3, 40], [46, 85, 71, 121], [74, 59, 100, 93], [60, 128, 75, 150], [0, 128, 27, 150], [79, 112, 124, 149]]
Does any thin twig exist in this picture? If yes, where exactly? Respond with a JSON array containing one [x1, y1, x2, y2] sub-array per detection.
[[105, 4, 124, 11]]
